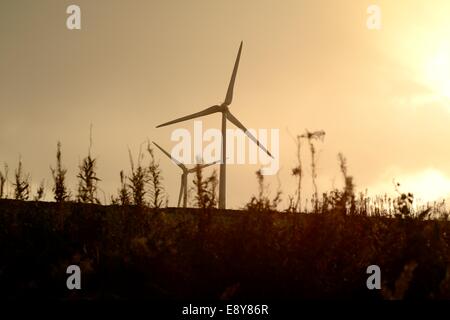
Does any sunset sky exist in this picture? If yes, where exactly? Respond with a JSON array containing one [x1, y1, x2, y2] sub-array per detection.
[[2, 0, 450, 208]]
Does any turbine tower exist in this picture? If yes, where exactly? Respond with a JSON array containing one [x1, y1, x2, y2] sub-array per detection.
[[153, 142, 218, 208], [156, 41, 273, 209]]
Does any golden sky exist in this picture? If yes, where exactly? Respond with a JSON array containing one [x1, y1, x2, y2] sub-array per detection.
[[2, 0, 450, 207]]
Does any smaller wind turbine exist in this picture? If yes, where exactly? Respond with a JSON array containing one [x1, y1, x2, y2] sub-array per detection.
[[153, 142, 219, 208]]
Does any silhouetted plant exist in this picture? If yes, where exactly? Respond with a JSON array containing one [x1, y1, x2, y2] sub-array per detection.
[[286, 196, 296, 213], [128, 147, 148, 207], [300, 130, 325, 212], [393, 181, 414, 218], [193, 162, 207, 209], [34, 180, 45, 201], [191, 158, 219, 209], [395, 192, 414, 217], [77, 129, 100, 204], [291, 135, 303, 213], [112, 170, 130, 205], [206, 169, 218, 208], [321, 153, 356, 214], [77, 155, 100, 204], [337, 153, 356, 213], [245, 169, 281, 212], [147, 142, 164, 208], [51, 141, 70, 202], [0, 163, 8, 199], [13, 157, 30, 201]]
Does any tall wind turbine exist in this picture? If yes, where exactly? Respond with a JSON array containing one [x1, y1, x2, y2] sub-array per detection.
[[153, 142, 218, 208], [156, 41, 272, 209]]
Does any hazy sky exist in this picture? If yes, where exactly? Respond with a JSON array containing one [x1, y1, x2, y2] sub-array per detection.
[[2, 0, 450, 207]]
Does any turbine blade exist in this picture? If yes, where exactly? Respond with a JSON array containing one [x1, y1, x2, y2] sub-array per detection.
[[226, 111, 273, 158], [224, 41, 243, 106], [199, 160, 221, 170], [152, 141, 187, 171], [187, 160, 220, 173], [156, 105, 222, 128]]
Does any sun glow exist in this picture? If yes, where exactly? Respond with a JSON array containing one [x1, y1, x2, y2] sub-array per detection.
[[423, 42, 450, 100], [404, 169, 450, 203], [370, 169, 450, 204], [380, 2, 450, 107]]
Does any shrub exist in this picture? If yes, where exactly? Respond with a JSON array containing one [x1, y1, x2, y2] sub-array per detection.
[[0, 163, 8, 199], [147, 142, 164, 208], [13, 157, 30, 201], [50, 141, 70, 202], [128, 148, 148, 207]]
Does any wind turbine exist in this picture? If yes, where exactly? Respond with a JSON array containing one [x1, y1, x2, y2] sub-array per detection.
[[153, 142, 218, 208], [156, 41, 273, 209]]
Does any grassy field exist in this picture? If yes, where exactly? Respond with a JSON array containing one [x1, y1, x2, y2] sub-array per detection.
[[0, 199, 449, 300]]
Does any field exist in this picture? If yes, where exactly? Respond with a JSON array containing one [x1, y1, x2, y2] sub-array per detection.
[[1, 199, 449, 300]]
